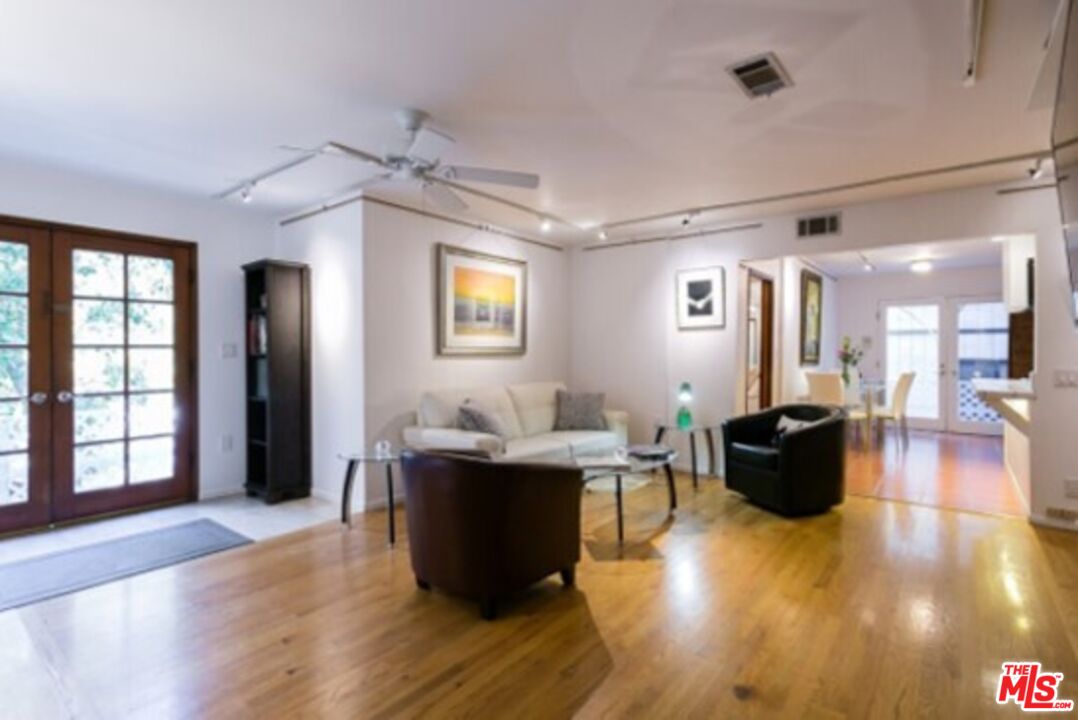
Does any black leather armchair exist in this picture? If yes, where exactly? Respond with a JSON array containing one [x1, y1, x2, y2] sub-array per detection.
[[400, 449, 583, 620], [722, 404, 846, 516]]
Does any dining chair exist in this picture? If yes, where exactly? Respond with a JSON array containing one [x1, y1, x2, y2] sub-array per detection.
[[805, 372, 845, 406], [874, 372, 916, 448]]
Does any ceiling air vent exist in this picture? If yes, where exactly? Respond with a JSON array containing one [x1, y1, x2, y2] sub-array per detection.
[[797, 213, 841, 239], [726, 52, 793, 98]]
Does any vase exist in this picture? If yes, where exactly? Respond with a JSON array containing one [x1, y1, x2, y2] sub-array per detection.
[[677, 406, 693, 430]]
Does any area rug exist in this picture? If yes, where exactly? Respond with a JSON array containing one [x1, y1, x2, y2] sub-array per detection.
[[0, 519, 252, 612]]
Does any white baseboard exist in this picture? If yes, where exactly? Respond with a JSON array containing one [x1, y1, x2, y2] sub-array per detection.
[[198, 487, 245, 501], [1029, 513, 1078, 532], [364, 496, 405, 511], [310, 486, 337, 504]]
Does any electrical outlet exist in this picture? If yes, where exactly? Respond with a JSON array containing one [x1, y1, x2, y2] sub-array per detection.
[[1053, 369, 1078, 388], [220, 434, 233, 452], [1065, 478, 1078, 500], [221, 342, 238, 359]]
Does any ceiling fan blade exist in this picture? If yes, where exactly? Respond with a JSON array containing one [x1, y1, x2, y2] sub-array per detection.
[[442, 165, 540, 189], [423, 181, 469, 212], [322, 141, 387, 167], [407, 127, 455, 165]]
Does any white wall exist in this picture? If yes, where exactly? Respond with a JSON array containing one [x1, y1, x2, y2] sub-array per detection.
[[834, 264, 1003, 380], [569, 181, 1078, 527], [361, 201, 571, 507], [275, 203, 365, 509], [0, 156, 276, 499], [779, 257, 839, 403]]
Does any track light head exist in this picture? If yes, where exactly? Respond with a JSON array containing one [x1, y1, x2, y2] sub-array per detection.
[[539, 217, 552, 234], [598, 229, 608, 241], [1028, 158, 1045, 180], [240, 182, 255, 204]]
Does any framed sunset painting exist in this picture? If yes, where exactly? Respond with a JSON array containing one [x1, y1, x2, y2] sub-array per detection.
[[437, 244, 527, 355]]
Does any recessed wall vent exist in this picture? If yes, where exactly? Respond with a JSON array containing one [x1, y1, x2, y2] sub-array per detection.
[[727, 52, 794, 98], [797, 212, 842, 239]]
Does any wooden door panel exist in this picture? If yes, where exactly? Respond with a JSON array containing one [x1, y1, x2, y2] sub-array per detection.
[[50, 231, 194, 522]]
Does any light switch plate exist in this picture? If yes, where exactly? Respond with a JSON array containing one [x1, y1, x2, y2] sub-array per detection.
[[221, 342, 238, 359]]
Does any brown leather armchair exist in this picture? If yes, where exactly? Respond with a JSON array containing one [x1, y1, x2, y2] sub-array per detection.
[[400, 449, 583, 620]]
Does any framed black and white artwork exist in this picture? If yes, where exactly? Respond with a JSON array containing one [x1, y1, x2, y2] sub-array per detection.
[[676, 266, 725, 330]]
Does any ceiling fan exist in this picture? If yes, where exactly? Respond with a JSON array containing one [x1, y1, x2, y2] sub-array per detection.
[[318, 108, 540, 213]]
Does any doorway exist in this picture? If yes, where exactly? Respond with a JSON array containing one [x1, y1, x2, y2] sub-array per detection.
[[745, 271, 774, 413], [0, 220, 197, 535], [880, 298, 1006, 435]]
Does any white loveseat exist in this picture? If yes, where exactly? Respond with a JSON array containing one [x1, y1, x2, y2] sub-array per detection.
[[402, 381, 628, 462]]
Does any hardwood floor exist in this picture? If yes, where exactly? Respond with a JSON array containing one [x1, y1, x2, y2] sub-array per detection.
[[846, 429, 1025, 517], [2, 474, 1076, 719]]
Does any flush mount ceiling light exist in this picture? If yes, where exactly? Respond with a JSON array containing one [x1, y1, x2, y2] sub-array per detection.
[[910, 260, 934, 274]]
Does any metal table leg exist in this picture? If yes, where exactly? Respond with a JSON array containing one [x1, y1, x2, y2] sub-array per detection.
[[386, 463, 396, 546], [341, 459, 359, 528], [653, 426, 666, 444], [615, 474, 624, 544], [705, 428, 717, 477], [663, 462, 677, 511], [689, 432, 698, 489]]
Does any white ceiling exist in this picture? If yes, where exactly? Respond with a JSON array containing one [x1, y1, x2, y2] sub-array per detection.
[[808, 236, 1005, 277], [0, 0, 1062, 242]]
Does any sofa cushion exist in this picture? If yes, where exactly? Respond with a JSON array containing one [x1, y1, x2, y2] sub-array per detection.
[[728, 442, 779, 471], [419, 387, 524, 440], [503, 436, 573, 461], [544, 431, 620, 457], [507, 381, 566, 436]]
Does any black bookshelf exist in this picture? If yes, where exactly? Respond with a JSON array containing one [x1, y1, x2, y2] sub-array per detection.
[[243, 259, 311, 503]]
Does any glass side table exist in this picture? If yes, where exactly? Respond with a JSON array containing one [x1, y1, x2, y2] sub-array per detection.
[[652, 423, 719, 489], [338, 452, 400, 545]]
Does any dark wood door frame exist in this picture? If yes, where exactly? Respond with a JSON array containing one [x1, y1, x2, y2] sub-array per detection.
[[0, 214, 199, 533], [746, 270, 775, 411]]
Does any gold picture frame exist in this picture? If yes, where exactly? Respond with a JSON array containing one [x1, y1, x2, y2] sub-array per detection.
[[436, 244, 527, 356]]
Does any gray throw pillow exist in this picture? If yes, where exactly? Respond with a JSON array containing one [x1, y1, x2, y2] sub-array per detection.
[[456, 400, 506, 437], [553, 390, 608, 431]]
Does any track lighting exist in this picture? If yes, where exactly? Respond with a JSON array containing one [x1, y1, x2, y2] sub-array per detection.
[[857, 252, 874, 272], [539, 217, 552, 234], [681, 211, 698, 227], [240, 182, 255, 204], [1028, 158, 1045, 180], [910, 260, 933, 274], [598, 229, 608, 241]]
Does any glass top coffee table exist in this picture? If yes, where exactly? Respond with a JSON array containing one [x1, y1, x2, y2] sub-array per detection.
[[577, 447, 678, 544]]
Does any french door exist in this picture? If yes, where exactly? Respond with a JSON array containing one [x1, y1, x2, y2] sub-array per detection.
[[0, 222, 196, 534], [880, 297, 1006, 436]]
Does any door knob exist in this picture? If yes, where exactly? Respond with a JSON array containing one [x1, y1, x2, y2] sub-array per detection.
[[56, 391, 74, 404], [29, 392, 48, 405]]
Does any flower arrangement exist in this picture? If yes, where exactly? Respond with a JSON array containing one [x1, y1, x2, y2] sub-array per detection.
[[837, 336, 864, 387]]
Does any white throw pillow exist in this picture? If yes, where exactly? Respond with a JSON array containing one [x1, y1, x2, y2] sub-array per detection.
[[776, 415, 816, 434]]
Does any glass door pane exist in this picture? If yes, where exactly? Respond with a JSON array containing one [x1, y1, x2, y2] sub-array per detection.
[[952, 300, 1008, 433], [884, 303, 941, 426], [0, 225, 51, 534], [69, 250, 176, 494], [0, 240, 31, 506]]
